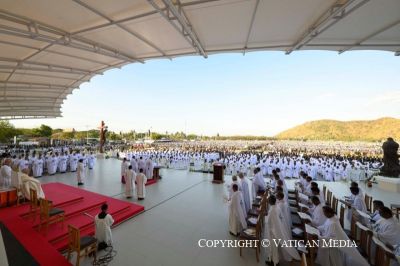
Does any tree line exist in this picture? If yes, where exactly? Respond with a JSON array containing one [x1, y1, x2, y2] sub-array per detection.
[[0, 121, 277, 144]]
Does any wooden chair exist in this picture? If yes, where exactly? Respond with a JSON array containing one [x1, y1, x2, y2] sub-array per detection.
[[355, 222, 372, 263], [289, 190, 301, 209], [11, 170, 25, 206], [288, 193, 306, 228], [239, 213, 262, 262], [29, 188, 39, 221], [326, 190, 332, 206], [38, 198, 65, 234], [248, 192, 267, 217], [300, 252, 308, 266], [339, 204, 345, 228], [288, 188, 297, 200], [67, 225, 97, 266], [292, 211, 310, 240], [372, 236, 396, 266], [331, 196, 339, 214], [252, 191, 267, 208], [364, 194, 373, 212], [304, 228, 318, 266], [349, 209, 359, 240]]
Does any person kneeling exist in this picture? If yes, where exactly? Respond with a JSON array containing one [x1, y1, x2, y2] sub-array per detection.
[[95, 204, 114, 250]]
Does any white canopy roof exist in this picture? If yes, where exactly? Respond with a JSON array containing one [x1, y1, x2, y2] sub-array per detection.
[[0, 0, 399, 119]]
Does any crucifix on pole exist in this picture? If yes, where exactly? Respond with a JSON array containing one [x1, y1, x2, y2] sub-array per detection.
[[98, 120, 108, 153]]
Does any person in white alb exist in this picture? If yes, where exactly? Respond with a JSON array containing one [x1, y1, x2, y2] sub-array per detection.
[[125, 165, 136, 198], [95, 203, 114, 249], [264, 195, 300, 265], [120, 158, 129, 184], [77, 159, 85, 186], [238, 172, 251, 214], [0, 159, 12, 187], [316, 206, 368, 266], [310, 196, 327, 227], [135, 168, 147, 200], [32, 154, 44, 178], [228, 184, 247, 236], [87, 152, 96, 170]]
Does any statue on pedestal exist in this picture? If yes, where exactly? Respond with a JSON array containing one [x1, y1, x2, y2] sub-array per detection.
[[380, 137, 400, 177], [99, 121, 108, 154]]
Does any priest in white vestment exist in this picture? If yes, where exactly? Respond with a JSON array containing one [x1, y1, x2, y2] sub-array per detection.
[[347, 186, 367, 221], [32, 155, 44, 178], [276, 192, 292, 236], [70, 153, 78, 172], [370, 200, 384, 223], [264, 195, 300, 265], [374, 207, 400, 247], [311, 186, 325, 206], [252, 168, 265, 194], [77, 159, 85, 186], [130, 157, 138, 173], [238, 173, 251, 214], [135, 168, 147, 200], [276, 179, 288, 199], [125, 165, 136, 198], [87, 152, 96, 170], [310, 196, 327, 227], [120, 158, 129, 184], [316, 206, 369, 266], [19, 169, 45, 199], [95, 203, 114, 248], [228, 184, 247, 236], [145, 158, 154, 179], [48, 154, 58, 175], [0, 159, 11, 187], [227, 175, 242, 200], [137, 157, 146, 174]]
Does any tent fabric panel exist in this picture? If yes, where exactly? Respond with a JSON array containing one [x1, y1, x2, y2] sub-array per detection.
[[248, 0, 337, 45], [314, 0, 400, 43], [29, 51, 105, 71], [184, 0, 255, 48], [121, 15, 195, 52], [77, 25, 159, 58]]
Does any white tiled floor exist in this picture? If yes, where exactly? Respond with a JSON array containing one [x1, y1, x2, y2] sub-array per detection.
[[38, 158, 399, 266]]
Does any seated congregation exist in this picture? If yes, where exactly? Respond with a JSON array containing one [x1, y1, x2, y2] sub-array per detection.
[[227, 168, 400, 266]]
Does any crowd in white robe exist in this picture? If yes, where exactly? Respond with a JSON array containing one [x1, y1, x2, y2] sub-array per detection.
[[114, 147, 381, 182], [1, 150, 96, 179]]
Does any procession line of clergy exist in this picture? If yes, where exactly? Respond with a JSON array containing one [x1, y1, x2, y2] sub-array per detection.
[[120, 158, 149, 200]]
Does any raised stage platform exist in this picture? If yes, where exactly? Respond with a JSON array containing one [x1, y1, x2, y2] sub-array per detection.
[[0, 183, 144, 266]]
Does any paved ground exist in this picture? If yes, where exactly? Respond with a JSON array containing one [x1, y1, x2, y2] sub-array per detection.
[[38, 158, 398, 266]]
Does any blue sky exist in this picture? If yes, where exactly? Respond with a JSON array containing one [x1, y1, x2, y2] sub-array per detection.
[[12, 51, 400, 136]]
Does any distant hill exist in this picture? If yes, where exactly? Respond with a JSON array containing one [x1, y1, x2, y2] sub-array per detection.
[[276, 117, 400, 141]]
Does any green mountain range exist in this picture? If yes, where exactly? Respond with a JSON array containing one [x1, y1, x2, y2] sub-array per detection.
[[276, 117, 400, 141]]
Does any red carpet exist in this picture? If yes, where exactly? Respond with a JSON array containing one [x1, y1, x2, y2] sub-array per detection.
[[146, 178, 158, 186], [0, 183, 144, 266]]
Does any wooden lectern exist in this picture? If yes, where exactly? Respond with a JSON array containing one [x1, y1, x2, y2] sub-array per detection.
[[212, 163, 224, 184], [153, 166, 160, 180]]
